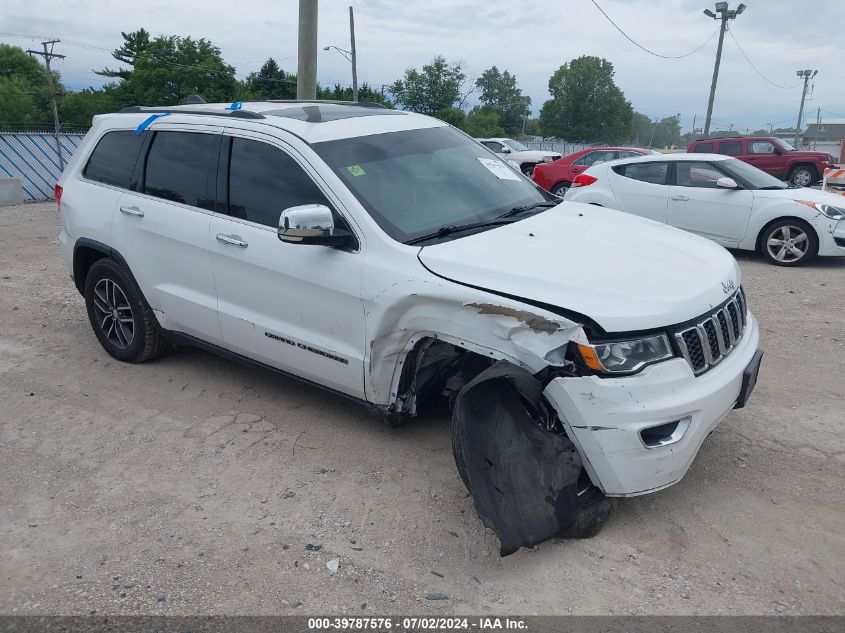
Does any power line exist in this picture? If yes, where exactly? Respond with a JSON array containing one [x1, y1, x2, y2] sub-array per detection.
[[589, 0, 719, 59], [726, 28, 800, 90]]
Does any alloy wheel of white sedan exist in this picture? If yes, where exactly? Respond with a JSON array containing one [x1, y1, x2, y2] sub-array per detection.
[[761, 220, 818, 266]]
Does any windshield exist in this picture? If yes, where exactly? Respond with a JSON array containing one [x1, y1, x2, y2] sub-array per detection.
[[719, 158, 788, 189], [774, 138, 796, 151], [503, 139, 529, 151], [313, 126, 551, 243]]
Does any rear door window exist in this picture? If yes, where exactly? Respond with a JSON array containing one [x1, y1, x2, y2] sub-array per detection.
[[143, 131, 218, 210], [614, 162, 669, 184], [692, 142, 714, 153], [717, 141, 743, 156], [83, 131, 145, 189], [225, 137, 331, 228]]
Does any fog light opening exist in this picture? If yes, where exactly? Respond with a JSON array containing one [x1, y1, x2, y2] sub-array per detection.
[[640, 417, 691, 449]]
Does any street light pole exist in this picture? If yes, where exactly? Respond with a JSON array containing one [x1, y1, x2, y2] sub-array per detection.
[[349, 6, 358, 102], [702, 2, 746, 137], [794, 69, 817, 148], [297, 0, 318, 100]]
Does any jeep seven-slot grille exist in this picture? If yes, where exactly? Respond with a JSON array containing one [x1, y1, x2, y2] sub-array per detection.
[[674, 289, 747, 375]]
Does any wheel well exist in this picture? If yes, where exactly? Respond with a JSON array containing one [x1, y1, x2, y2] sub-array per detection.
[[392, 337, 496, 417], [756, 216, 819, 252], [72, 245, 110, 294]]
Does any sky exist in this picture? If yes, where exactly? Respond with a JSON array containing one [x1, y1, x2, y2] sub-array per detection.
[[2, 0, 844, 133]]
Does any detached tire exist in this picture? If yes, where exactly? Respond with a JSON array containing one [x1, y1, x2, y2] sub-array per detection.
[[759, 219, 818, 266], [84, 258, 168, 362]]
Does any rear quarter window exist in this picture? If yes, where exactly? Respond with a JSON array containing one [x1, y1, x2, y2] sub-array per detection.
[[82, 131, 145, 189], [612, 162, 669, 185], [692, 142, 714, 153]]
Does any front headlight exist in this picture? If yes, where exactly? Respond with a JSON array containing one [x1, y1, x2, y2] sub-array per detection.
[[575, 333, 674, 375], [795, 200, 845, 219]]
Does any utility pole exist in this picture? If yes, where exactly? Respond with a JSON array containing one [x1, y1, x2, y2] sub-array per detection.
[[794, 69, 817, 148], [349, 6, 358, 102], [297, 0, 318, 100], [27, 40, 65, 169], [702, 3, 746, 137]]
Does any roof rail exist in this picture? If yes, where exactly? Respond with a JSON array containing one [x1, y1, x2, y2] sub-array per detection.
[[118, 106, 265, 120], [252, 99, 387, 109]]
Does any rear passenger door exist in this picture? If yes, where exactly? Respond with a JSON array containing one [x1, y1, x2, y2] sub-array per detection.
[[209, 130, 365, 399], [607, 161, 670, 222], [110, 126, 222, 343]]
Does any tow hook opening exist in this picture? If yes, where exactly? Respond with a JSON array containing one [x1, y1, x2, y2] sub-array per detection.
[[639, 417, 690, 449]]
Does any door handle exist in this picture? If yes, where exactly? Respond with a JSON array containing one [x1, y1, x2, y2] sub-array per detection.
[[120, 205, 144, 217], [671, 195, 690, 202], [216, 233, 248, 248]]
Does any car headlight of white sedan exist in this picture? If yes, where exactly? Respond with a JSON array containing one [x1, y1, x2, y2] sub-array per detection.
[[796, 200, 845, 220]]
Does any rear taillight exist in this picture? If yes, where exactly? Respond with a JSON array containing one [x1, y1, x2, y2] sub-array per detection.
[[572, 174, 597, 187], [54, 184, 63, 206]]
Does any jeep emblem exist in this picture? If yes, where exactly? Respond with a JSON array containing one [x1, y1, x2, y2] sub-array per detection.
[[722, 279, 736, 293]]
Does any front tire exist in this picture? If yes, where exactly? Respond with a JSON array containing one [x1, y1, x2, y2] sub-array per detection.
[[759, 219, 818, 266], [788, 165, 816, 187], [84, 258, 168, 362]]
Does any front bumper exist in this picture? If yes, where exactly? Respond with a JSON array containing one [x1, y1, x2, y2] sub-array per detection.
[[543, 313, 760, 496], [819, 217, 845, 255]]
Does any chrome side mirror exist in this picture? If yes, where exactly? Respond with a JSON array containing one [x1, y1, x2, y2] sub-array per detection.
[[716, 177, 739, 189], [278, 204, 351, 246]]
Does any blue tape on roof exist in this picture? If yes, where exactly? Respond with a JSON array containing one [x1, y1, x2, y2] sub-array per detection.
[[227, 101, 243, 111], [135, 113, 171, 135]]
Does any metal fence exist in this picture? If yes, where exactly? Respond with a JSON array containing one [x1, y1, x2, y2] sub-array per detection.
[[524, 141, 604, 155], [0, 132, 87, 201]]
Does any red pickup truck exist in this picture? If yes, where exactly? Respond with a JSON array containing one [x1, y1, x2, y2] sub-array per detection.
[[687, 136, 835, 187]]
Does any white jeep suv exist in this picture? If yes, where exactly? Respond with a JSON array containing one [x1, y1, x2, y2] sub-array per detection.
[[475, 137, 560, 175], [57, 101, 762, 556]]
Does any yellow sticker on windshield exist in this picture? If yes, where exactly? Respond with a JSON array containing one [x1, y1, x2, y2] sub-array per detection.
[[347, 165, 366, 176]]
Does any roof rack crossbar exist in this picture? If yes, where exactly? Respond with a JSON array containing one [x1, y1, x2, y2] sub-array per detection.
[[118, 106, 265, 120], [247, 99, 387, 109]]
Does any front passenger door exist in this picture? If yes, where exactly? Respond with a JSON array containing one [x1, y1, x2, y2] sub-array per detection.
[[209, 132, 366, 398]]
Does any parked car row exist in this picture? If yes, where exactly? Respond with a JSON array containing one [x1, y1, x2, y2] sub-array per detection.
[[524, 141, 845, 266]]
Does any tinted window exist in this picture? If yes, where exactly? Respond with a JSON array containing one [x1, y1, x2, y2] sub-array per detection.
[[717, 141, 743, 156], [227, 137, 331, 227], [482, 141, 505, 152], [749, 141, 776, 154], [616, 162, 668, 184], [676, 162, 726, 188], [693, 142, 714, 153], [83, 131, 144, 189], [574, 150, 617, 166], [144, 132, 217, 209], [617, 150, 643, 159]]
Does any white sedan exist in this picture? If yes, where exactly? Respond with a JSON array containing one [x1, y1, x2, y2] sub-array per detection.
[[564, 153, 845, 266]]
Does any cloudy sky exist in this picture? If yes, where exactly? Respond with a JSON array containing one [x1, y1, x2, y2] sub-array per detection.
[[3, 0, 844, 132]]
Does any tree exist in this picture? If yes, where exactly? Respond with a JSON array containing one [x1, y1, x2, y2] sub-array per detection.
[[390, 56, 467, 115], [99, 30, 238, 105], [629, 111, 653, 146], [539, 56, 633, 143], [58, 88, 123, 128], [243, 58, 297, 100], [462, 107, 506, 137], [317, 82, 393, 107], [0, 44, 58, 128], [475, 66, 530, 135], [629, 112, 682, 148]]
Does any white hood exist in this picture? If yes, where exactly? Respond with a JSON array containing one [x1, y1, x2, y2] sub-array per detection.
[[419, 202, 741, 333]]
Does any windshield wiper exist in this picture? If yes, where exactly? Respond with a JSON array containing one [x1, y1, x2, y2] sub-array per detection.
[[404, 219, 513, 245], [498, 200, 558, 219]]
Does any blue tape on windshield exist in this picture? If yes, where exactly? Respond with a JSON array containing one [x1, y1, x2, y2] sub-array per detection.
[[135, 112, 171, 135], [226, 101, 243, 110]]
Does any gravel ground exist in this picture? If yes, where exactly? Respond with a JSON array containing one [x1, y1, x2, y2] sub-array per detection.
[[1, 202, 843, 616]]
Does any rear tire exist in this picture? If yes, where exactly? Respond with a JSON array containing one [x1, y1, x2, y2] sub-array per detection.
[[521, 163, 536, 177], [551, 182, 570, 197], [788, 165, 816, 187], [759, 219, 818, 266], [84, 258, 168, 362]]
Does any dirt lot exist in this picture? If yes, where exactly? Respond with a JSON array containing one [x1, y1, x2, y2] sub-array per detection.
[[1, 201, 843, 616]]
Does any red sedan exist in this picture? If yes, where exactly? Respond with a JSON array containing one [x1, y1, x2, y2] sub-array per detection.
[[533, 147, 652, 195]]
